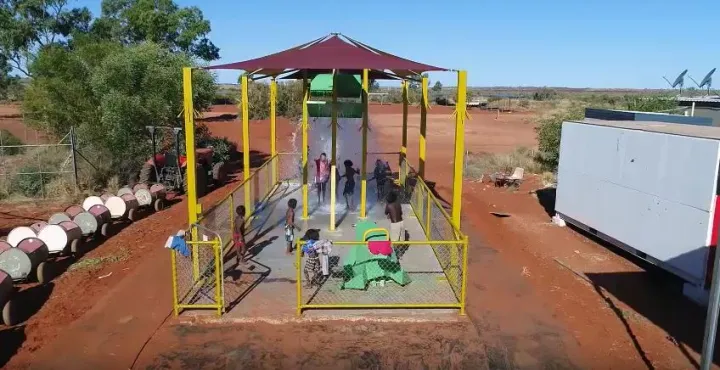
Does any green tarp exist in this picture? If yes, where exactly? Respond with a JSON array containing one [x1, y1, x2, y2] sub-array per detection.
[[341, 221, 411, 290], [310, 74, 362, 98]]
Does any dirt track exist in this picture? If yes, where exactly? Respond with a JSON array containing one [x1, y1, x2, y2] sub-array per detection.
[[0, 104, 716, 369]]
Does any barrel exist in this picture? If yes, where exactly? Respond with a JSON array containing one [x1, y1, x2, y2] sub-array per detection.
[[0, 248, 32, 280], [150, 183, 166, 198], [64, 205, 85, 218], [17, 237, 50, 266], [134, 188, 154, 207], [133, 183, 149, 192], [48, 212, 71, 225], [30, 221, 47, 233], [88, 204, 111, 223], [0, 241, 11, 253], [38, 221, 83, 253], [73, 212, 103, 235], [105, 194, 139, 219], [82, 196, 104, 211], [0, 270, 11, 312], [117, 187, 133, 197], [7, 226, 36, 247]]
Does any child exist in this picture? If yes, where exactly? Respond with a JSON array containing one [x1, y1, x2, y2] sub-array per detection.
[[285, 198, 300, 255], [233, 205, 247, 265], [385, 192, 405, 241], [373, 159, 388, 202], [342, 159, 359, 210], [314, 153, 330, 204]]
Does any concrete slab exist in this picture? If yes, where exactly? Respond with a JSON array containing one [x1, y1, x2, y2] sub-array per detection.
[[184, 179, 460, 322]]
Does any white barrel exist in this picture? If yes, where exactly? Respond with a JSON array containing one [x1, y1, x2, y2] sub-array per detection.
[[73, 212, 102, 235], [0, 241, 11, 253], [100, 193, 112, 202], [0, 270, 11, 308], [88, 204, 111, 223], [117, 187, 133, 197], [64, 205, 85, 218], [82, 196, 104, 211], [0, 249, 32, 280], [105, 194, 139, 219], [7, 227, 36, 247], [30, 221, 47, 233], [38, 221, 82, 253], [133, 183, 149, 192], [48, 212, 71, 225], [134, 188, 153, 206]]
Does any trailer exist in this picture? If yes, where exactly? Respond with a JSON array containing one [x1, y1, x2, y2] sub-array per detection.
[[555, 118, 720, 304]]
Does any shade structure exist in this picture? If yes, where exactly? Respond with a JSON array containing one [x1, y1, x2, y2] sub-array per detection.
[[205, 33, 447, 76]]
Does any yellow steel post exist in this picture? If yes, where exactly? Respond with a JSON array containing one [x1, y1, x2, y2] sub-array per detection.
[[425, 188, 432, 239], [302, 73, 309, 219], [214, 241, 222, 317], [360, 69, 369, 218], [171, 251, 179, 316], [452, 71, 467, 229], [183, 67, 200, 280], [270, 78, 278, 185], [460, 235, 470, 316], [296, 240, 303, 316], [419, 75, 428, 178], [241, 74, 252, 219], [401, 80, 409, 176], [331, 71, 338, 167], [330, 165, 336, 231], [229, 194, 235, 242]]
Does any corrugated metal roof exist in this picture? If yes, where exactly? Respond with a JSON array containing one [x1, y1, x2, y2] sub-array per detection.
[[572, 118, 720, 140]]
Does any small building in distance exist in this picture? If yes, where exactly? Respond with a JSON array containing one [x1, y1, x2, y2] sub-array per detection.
[[676, 96, 720, 127], [585, 107, 713, 126]]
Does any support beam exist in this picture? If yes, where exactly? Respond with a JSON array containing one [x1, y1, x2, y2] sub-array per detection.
[[302, 73, 309, 219], [182, 67, 199, 225], [451, 70, 467, 230], [360, 69, 369, 218], [331, 71, 338, 166], [270, 78, 277, 184], [401, 80, 409, 183], [183, 67, 199, 280], [241, 74, 251, 219], [330, 165, 336, 231], [419, 75, 428, 178]]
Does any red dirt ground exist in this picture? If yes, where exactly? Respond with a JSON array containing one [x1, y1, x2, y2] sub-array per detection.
[[0, 103, 716, 369]]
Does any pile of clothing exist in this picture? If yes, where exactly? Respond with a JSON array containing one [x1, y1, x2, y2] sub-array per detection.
[[302, 238, 333, 285]]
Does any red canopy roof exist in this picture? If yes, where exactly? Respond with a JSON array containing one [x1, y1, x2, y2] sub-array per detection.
[[206, 33, 447, 77]]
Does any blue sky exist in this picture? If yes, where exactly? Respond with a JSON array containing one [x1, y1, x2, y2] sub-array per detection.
[[76, 0, 718, 88]]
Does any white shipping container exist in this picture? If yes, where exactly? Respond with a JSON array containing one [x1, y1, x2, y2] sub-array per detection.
[[555, 119, 720, 302]]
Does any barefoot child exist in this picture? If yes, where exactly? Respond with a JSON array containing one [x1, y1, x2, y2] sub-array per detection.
[[233, 205, 247, 264], [342, 159, 359, 210], [285, 198, 300, 254], [301, 229, 321, 287]]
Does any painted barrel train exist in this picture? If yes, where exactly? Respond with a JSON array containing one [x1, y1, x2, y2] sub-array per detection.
[[0, 237, 51, 283]]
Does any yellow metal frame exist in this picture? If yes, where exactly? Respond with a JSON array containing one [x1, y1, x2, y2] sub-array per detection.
[[452, 70, 467, 229], [360, 69, 369, 218], [301, 73, 309, 219], [362, 228, 389, 241], [418, 75, 428, 178], [330, 165, 336, 231], [401, 80, 408, 169], [270, 78, 278, 184], [241, 74, 252, 218]]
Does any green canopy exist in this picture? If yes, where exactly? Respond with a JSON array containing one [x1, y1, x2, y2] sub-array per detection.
[[310, 74, 362, 98]]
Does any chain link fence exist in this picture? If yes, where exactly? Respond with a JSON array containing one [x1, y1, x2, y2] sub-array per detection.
[[0, 128, 77, 199], [171, 226, 223, 316]]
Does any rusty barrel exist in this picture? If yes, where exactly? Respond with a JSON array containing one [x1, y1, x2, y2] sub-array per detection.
[[7, 226, 36, 247], [64, 205, 85, 218], [38, 221, 82, 253]]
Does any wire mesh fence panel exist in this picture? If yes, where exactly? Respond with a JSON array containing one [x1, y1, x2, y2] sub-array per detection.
[[0, 129, 76, 199], [298, 243, 460, 307], [172, 240, 222, 310], [198, 198, 233, 251]]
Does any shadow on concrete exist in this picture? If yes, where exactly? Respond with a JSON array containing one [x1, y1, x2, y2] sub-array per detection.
[[223, 259, 271, 312]]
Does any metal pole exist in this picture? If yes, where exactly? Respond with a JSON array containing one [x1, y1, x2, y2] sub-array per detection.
[[360, 69, 369, 218], [692, 102, 696, 117], [701, 244, 720, 370], [401, 80, 408, 169], [69, 126, 78, 190], [241, 74, 252, 219], [451, 71, 468, 230], [419, 75, 428, 178], [301, 72, 309, 219], [182, 67, 200, 280], [330, 165, 336, 231], [270, 78, 278, 184]]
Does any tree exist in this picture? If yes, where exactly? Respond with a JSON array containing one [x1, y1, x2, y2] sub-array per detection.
[[369, 79, 380, 92], [432, 81, 442, 92], [24, 41, 216, 179], [0, 0, 92, 77], [91, 0, 220, 61], [0, 56, 20, 100]]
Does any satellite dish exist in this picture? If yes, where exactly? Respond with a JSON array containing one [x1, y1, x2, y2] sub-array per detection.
[[689, 68, 716, 95], [663, 69, 688, 94]]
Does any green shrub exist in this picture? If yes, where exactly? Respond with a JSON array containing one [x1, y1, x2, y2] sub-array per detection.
[[0, 129, 23, 155], [11, 165, 56, 197], [534, 108, 584, 172]]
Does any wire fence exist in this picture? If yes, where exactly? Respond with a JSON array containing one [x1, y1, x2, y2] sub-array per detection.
[[0, 128, 78, 199], [171, 226, 223, 316]]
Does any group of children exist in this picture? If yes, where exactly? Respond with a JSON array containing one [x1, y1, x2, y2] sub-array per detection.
[[312, 153, 360, 210]]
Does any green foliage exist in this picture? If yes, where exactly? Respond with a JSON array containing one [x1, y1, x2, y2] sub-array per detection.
[[195, 123, 236, 162], [237, 79, 304, 120], [369, 79, 380, 92], [92, 0, 219, 61], [0, 0, 92, 77], [432, 81, 443, 92], [24, 41, 216, 182], [623, 95, 678, 112], [532, 87, 558, 101], [534, 108, 584, 172], [0, 129, 23, 155], [11, 165, 55, 197]]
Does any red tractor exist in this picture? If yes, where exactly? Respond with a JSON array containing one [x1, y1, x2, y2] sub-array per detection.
[[138, 127, 227, 197]]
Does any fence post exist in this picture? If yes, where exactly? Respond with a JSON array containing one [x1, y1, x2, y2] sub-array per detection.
[[460, 236, 470, 316], [425, 188, 432, 239], [70, 126, 79, 190]]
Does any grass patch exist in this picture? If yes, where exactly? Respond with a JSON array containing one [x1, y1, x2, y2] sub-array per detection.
[[465, 147, 543, 180], [68, 252, 129, 272]]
